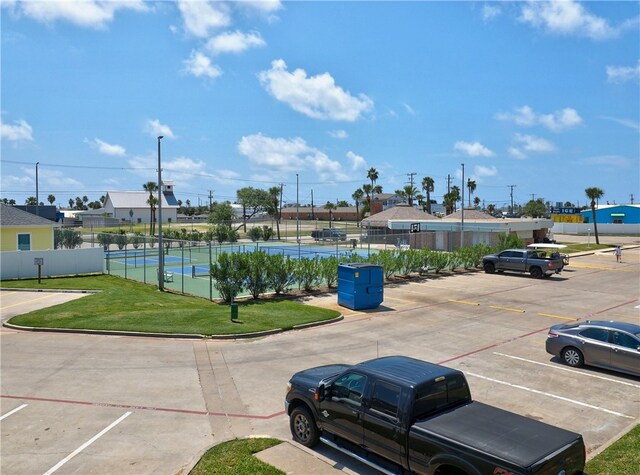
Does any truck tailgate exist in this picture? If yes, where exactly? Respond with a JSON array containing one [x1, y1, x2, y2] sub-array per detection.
[[411, 401, 584, 471]]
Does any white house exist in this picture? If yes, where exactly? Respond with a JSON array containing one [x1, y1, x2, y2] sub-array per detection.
[[103, 182, 179, 224]]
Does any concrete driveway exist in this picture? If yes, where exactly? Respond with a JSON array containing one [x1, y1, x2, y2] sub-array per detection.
[[1, 247, 639, 474]]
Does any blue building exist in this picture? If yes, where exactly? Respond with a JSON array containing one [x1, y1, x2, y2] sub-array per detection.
[[581, 204, 640, 224]]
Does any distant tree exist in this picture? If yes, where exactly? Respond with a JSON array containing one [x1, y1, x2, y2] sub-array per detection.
[[523, 199, 547, 218], [336, 200, 349, 208], [473, 196, 481, 208], [352, 188, 364, 225], [266, 186, 281, 240], [47, 194, 56, 206], [143, 182, 158, 235], [395, 185, 419, 207], [443, 186, 461, 215], [467, 179, 476, 207], [361, 183, 372, 214], [487, 204, 496, 215], [25, 196, 37, 205], [421, 176, 434, 214], [236, 187, 271, 232], [208, 201, 235, 225], [82, 195, 89, 206], [99, 195, 106, 204], [324, 201, 336, 227], [68, 198, 74, 208], [564, 201, 574, 207], [88, 200, 102, 209], [585, 187, 604, 245]]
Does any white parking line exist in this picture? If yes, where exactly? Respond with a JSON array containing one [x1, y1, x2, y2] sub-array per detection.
[[43, 411, 132, 475], [0, 404, 28, 420], [493, 352, 640, 389], [465, 372, 634, 419]]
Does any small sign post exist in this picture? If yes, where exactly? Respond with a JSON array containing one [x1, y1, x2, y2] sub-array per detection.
[[34, 257, 44, 284]]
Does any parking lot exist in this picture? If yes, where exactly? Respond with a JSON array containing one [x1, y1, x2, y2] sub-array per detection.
[[1, 247, 639, 474]]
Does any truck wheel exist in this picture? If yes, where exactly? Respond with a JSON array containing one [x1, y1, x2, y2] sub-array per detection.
[[562, 347, 584, 367], [530, 267, 543, 279], [483, 262, 495, 274], [290, 406, 320, 447]]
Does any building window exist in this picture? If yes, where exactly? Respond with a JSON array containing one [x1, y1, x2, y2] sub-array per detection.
[[168, 218, 172, 223], [17, 233, 31, 251], [613, 219, 623, 224]]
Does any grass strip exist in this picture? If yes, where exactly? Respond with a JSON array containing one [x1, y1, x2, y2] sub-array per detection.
[[190, 438, 284, 475], [2, 275, 339, 335], [586, 424, 640, 475]]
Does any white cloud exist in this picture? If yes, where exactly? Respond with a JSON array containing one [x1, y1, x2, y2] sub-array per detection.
[[0, 174, 33, 190], [402, 102, 416, 115], [85, 137, 126, 156], [1, 118, 33, 141], [482, 4, 501, 22], [237, 133, 349, 181], [584, 155, 633, 169], [205, 30, 266, 55], [453, 141, 495, 157], [601, 116, 640, 132], [496, 105, 582, 132], [183, 50, 222, 79], [328, 130, 348, 139], [178, 0, 230, 38], [127, 154, 207, 188], [346, 151, 367, 171], [237, 0, 283, 15], [145, 119, 175, 139], [514, 133, 556, 152], [473, 165, 498, 177], [4, 0, 148, 29], [258, 59, 374, 121], [606, 61, 640, 83], [508, 147, 527, 160], [519, 0, 621, 40]]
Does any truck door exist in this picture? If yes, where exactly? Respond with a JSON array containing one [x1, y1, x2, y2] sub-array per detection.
[[320, 372, 366, 445], [511, 250, 527, 271], [362, 380, 403, 465]]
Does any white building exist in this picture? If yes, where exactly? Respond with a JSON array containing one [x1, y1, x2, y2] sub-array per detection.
[[103, 182, 179, 224]]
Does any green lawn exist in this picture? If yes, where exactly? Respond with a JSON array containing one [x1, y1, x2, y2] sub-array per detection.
[[190, 438, 284, 475], [2, 275, 340, 335], [586, 424, 640, 475]]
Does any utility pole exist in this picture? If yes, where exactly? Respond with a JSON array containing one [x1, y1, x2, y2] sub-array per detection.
[[631, 194, 635, 204], [407, 172, 417, 206], [508, 185, 516, 216], [208, 190, 213, 211], [447, 174, 451, 194], [311, 189, 315, 220], [530, 193, 536, 201], [279, 183, 284, 221], [35, 162, 39, 216], [460, 163, 465, 249]]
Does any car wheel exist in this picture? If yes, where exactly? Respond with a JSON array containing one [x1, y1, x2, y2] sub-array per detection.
[[530, 267, 543, 279], [562, 347, 584, 367], [290, 406, 320, 447], [483, 262, 495, 274]]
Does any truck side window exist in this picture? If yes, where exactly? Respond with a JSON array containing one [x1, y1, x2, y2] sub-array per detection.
[[370, 381, 401, 418], [332, 373, 366, 405], [414, 377, 470, 420]]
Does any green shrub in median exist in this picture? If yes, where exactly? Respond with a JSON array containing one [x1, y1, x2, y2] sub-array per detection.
[[210, 252, 248, 302], [295, 256, 322, 291], [266, 254, 296, 295], [245, 251, 269, 299], [320, 255, 339, 288]]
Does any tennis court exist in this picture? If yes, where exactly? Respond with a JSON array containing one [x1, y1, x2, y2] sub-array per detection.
[[104, 240, 372, 300]]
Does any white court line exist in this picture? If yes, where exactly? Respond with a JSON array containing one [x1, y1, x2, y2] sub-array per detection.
[[0, 404, 28, 421], [465, 372, 634, 419], [493, 352, 640, 389], [43, 411, 132, 475]]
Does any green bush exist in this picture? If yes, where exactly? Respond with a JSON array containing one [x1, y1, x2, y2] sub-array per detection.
[[262, 226, 274, 241], [245, 251, 269, 299], [54, 228, 83, 249], [210, 253, 248, 302], [295, 257, 322, 291], [248, 227, 263, 242], [429, 251, 450, 273], [267, 254, 296, 295], [320, 255, 339, 288]]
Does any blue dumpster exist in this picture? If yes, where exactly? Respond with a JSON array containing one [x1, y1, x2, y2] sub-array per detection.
[[337, 263, 383, 310]]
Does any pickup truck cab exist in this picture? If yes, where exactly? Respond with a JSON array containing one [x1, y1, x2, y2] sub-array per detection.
[[482, 248, 563, 278], [286, 356, 585, 475]]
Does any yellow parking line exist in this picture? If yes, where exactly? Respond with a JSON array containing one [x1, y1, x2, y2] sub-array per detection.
[[538, 312, 578, 321], [489, 305, 525, 313], [0, 293, 60, 311], [448, 299, 480, 306]]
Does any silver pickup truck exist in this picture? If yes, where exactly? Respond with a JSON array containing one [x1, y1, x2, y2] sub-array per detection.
[[483, 248, 564, 278]]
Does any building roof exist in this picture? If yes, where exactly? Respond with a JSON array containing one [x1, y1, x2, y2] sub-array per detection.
[[0, 203, 58, 227], [106, 191, 179, 209], [361, 204, 437, 227], [442, 209, 497, 220]]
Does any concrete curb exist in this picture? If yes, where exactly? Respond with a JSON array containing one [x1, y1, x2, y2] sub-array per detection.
[[585, 422, 639, 461], [0, 287, 100, 294], [2, 315, 344, 340]]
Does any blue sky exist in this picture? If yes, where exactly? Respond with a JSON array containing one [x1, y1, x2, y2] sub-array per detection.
[[1, 1, 638, 211]]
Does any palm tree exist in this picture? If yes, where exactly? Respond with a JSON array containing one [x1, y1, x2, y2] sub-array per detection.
[[352, 188, 364, 225], [68, 198, 74, 208], [47, 194, 56, 206], [421, 176, 434, 214], [487, 203, 496, 215], [361, 183, 372, 214], [585, 187, 604, 245], [395, 185, 419, 207], [467, 179, 476, 207], [324, 201, 337, 227], [367, 167, 379, 210], [268, 186, 281, 239], [473, 196, 481, 208], [25, 196, 37, 205], [143, 181, 158, 235]]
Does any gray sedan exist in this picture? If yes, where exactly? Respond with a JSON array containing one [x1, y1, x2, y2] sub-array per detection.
[[546, 320, 640, 377]]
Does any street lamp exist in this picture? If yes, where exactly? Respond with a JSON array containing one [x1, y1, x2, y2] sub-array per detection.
[[157, 136, 164, 291], [35, 162, 40, 216], [460, 163, 465, 249]]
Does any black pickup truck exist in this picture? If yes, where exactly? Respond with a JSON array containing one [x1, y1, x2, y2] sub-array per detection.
[[286, 356, 585, 475], [311, 228, 347, 241]]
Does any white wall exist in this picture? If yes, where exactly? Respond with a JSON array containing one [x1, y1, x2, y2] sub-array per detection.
[[551, 223, 640, 235], [0, 248, 104, 280]]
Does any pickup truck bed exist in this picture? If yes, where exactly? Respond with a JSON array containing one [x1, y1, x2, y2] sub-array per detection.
[[413, 401, 584, 470]]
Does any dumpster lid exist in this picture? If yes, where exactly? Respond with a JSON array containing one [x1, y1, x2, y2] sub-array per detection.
[[339, 263, 381, 269]]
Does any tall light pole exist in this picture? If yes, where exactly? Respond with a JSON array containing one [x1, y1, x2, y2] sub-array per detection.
[[460, 163, 465, 249], [296, 173, 300, 259], [35, 162, 40, 216], [157, 136, 164, 291]]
